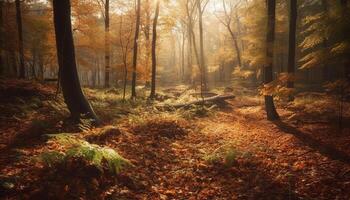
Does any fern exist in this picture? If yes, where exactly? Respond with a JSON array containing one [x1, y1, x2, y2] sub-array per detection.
[[38, 134, 131, 175], [203, 144, 248, 167]]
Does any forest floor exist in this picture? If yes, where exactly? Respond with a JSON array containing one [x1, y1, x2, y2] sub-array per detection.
[[0, 79, 350, 200]]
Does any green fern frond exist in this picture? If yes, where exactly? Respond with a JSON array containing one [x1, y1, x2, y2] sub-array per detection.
[[37, 134, 131, 175]]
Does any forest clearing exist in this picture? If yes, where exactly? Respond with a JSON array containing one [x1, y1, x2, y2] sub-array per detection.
[[0, 80, 349, 199], [0, 0, 350, 199]]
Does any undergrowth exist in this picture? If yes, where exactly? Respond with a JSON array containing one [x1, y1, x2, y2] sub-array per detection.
[[36, 134, 131, 175], [203, 144, 253, 167], [179, 105, 217, 119]]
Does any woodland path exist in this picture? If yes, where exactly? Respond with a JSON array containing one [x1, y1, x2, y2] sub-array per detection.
[[106, 100, 350, 200]]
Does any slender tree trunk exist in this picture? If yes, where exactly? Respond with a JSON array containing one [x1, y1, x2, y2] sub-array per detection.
[[321, 0, 330, 82], [190, 27, 203, 96], [131, 0, 141, 99], [15, 0, 25, 79], [11, 51, 18, 76], [0, 1, 3, 76], [150, 0, 160, 99], [264, 0, 280, 121], [287, 0, 297, 101], [104, 0, 110, 88], [144, 0, 151, 80], [197, 0, 208, 91], [228, 27, 242, 68], [123, 62, 128, 100], [31, 51, 36, 79], [234, 11, 245, 52], [185, 0, 194, 84], [53, 0, 98, 122], [188, 19, 193, 84], [181, 31, 186, 82], [38, 55, 44, 80], [97, 57, 101, 86], [340, 0, 349, 82]]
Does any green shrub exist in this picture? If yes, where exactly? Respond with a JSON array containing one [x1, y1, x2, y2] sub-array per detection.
[[37, 134, 131, 175], [180, 105, 217, 119]]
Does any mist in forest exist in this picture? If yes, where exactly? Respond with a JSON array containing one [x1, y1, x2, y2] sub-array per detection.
[[0, 0, 349, 199]]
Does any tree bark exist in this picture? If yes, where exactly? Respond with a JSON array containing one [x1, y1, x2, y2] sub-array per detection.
[[197, 0, 208, 91], [287, 0, 297, 101], [0, 1, 3, 76], [52, 0, 98, 122], [104, 0, 110, 88], [264, 0, 280, 121], [15, 0, 25, 79], [150, 0, 160, 99], [131, 0, 141, 99]]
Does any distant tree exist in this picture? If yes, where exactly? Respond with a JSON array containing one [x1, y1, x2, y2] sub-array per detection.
[[287, 0, 297, 101], [150, 0, 160, 99], [264, 0, 279, 120], [340, 0, 349, 82], [15, 0, 25, 78], [184, 0, 196, 84], [142, 0, 152, 79], [52, 0, 98, 122], [196, 0, 209, 91], [0, 0, 3, 76], [118, 15, 134, 100], [131, 0, 141, 99], [104, 0, 110, 88], [216, 0, 242, 68]]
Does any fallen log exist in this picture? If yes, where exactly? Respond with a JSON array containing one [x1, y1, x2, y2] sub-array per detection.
[[189, 92, 218, 98], [169, 94, 235, 109]]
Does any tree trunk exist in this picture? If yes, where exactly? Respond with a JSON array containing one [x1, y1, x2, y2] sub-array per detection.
[[104, 0, 110, 88], [15, 0, 25, 79], [150, 0, 160, 99], [228, 27, 242, 68], [197, 0, 208, 91], [234, 11, 245, 52], [187, 19, 193, 84], [144, 0, 151, 80], [52, 0, 98, 122], [340, 0, 349, 82], [11, 51, 18, 76], [131, 0, 141, 99], [31, 51, 36, 79], [97, 57, 101, 86], [0, 1, 3, 76], [123, 62, 128, 100], [181, 31, 186, 82], [287, 0, 297, 101], [38, 55, 44, 80], [264, 0, 279, 121]]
